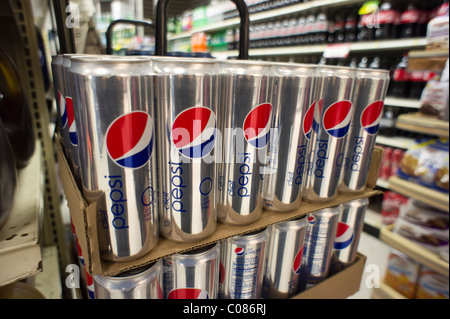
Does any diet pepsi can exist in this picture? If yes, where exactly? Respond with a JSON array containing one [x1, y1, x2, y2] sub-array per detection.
[[262, 216, 307, 299], [339, 68, 390, 193], [153, 57, 218, 243], [263, 62, 316, 212], [330, 197, 368, 274], [303, 66, 356, 202], [217, 60, 273, 225], [93, 260, 164, 299], [219, 228, 270, 299], [164, 243, 220, 299], [70, 55, 159, 262], [298, 207, 340, 291], [50, 55, 65, 148]]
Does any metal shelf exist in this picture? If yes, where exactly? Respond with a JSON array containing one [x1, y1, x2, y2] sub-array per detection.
[[384, 97, 421, 109], [375, 135, 416, 150], [396, 113, 450, 138], [0, 142, 43, 287]]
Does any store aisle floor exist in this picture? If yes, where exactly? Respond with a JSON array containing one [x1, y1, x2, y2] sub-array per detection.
[[348, 231, 391, 299]]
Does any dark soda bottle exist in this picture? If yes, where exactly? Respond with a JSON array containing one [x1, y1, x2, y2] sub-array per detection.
[[390, 54, 411, 98], [399, 3, 421, 38], [375, 1, 401, 40], [344, 7, 359, 42], [334, 9, 346, 42], [315, 10, 329, 44]]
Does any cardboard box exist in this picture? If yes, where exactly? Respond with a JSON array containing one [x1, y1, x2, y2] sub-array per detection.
[[292, 253, 367, 299], [56, 134, 382, 277]]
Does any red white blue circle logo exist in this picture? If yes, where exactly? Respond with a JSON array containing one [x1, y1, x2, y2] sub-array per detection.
[[235, 247, 245, 255], [292, 246, 304, 274], [106, 111, 154, 169], [361, 101, 384, 135], [323, 101, 353, 138], [171, 106, 216, 159], [303, 102, 316, 140], [307, 215, 316, 225], [65, 97, 78, 146], [168, 288, 209, 299], [243, 103, 272, 148], [59, 91, 68, 128], [334, 222, 354, 250]]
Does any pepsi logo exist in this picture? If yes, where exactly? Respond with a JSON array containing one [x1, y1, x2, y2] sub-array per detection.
[[243, 103, 272, 148], [334, 222, 354, 250], [65, 97, 78, 146], [235, 247, 245, 255], [59, 91, 68, 128], [292, 246, 304, 274], [106, 111, 154, 169], [86, 272, 95, 299], [323, 101, 353, 138], [303, 102, 315, 140], [307, 215, 316, 224], [361, 101, 384, 135], [172, 106, 216, 159], [168, 288, 209, 299]]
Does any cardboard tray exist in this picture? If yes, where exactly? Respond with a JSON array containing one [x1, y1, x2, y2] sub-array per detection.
[[56, 134, 382, 276]]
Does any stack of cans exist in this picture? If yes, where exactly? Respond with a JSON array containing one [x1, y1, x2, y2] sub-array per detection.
[[53, 53, 388, 298]]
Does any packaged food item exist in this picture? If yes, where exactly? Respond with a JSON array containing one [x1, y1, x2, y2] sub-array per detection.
[[381, 191, 408, 225], [419, 59, 449, 121], [415, 266, 449, 299], [399, 199, 449, 231], [384, 249, 421, 299], [426, 1, 449, 50], [398, 139, 449, 193]]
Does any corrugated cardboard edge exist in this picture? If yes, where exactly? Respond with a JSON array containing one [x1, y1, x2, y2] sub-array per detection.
[[57, 134, 383, 277], [55, 135, 102, 275], [291, 253, 367, 299]]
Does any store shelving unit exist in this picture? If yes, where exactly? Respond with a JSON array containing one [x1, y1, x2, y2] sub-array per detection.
[[0, 143, 43, 286], [396, 113, 450, 138]]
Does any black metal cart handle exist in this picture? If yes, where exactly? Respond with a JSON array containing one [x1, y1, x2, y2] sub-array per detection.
[[106, 19, 155, 55], [155, 0, 249, 59]]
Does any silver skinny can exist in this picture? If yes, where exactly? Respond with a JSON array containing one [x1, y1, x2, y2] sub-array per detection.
[[303, 66, 356, 202], [93, 260, 164, 299], [262, 216, 307, 299], [339, 68, 390, 193], [263, 62, 316, 212], [219, 228, 270, 299], [153, 57, 219, 243], [70, 55, 159, 262], [164, 243, 220, 299], [218, 60, 273, 225]]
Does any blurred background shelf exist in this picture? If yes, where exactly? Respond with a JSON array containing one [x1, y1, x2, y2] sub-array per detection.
[[396, 113, 450, 138]]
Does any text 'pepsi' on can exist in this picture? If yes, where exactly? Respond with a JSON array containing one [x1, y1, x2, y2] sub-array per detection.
[[339, 68, 390, 194], [262, 216, 307, 299], [263, 62, 316, 213], [298, 207, 340, 291], [93, 260, 164, 299], [70, 55, 159, 262], [330, 197, 368, 274], [153, 57, 219, 243], [164, 243, 220, 299], [217, 60, 273, 226], [303, 65, 356, 203], [219, 228, 270, 299]]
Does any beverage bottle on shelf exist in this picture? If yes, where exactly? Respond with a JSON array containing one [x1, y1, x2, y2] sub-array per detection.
[[315, 10, 329, 44], [358, 56, 369, 68], [327, 11, 336, 43], [288, 16, 298, 45], [398, 3, 422, 38], [333, 9, 346, 42], [344, 7, 359, 42], [369, 56, 381, 68], [296, 15, 307, 45], [409, 71, 436, 99], [378, 106, 397, 137], [375, 0, 401, 40], [389, 54, 411, 98], [357, 3, 376, 41], [305, 11, 316, 44]]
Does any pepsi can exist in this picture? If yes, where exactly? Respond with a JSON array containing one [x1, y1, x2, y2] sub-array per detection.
[[339, 68, 390, 193], [50, 55, 65, 148], [303, 66, 356, 202], [298, 207, 340, 291], [70, 55, 159, 262], [262, 216, 307, 299], [94, 261, 164, 299], [219, 228, 270, 299], [217, 60, 273, 225], [263, 62, 316, 212], [153, 57, 219, 243], [330, 197, 368, 274], [164, 243, 220, 299]]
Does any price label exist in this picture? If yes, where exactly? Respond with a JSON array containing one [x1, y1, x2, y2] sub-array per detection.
[[323, 43, 351, 58]]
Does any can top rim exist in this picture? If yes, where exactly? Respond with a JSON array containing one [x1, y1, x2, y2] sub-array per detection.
[[70, 55, 151, 63], [169, 243, 220, 262], [152, 56, 217, 64], [94, 260, 162, 283], [272, 216, 307, 231], [268, 61, 316, 69], [231, 227, 269, 243], [340, 197, 370, 207]]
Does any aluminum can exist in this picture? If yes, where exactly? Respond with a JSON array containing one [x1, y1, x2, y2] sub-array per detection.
[[262, 62, 316, 212], [330, 197, 368, 274], [339, 68, 390, 193], [164, 243, 220, 299], [303, 65, 356, 202], [153, 57, 219, 243], [219, 228, 270, 299], [50, 55, 65, 147], [93, 261, 164, 299], [298, 206, 340, 291], [70, 55, 159, 262], [262, 216, 307, 299], [217, 60, 273, 225]]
